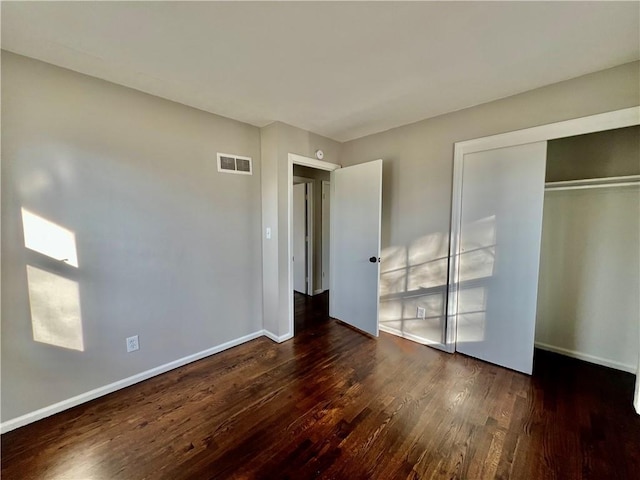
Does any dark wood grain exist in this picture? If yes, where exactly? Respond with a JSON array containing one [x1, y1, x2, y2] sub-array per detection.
[[2, 297, 639, 479], [295, 290, 329, 333]]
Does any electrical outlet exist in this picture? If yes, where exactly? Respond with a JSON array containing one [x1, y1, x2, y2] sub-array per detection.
[[126, 335, 139, 353], [416, 307, 426, 319]]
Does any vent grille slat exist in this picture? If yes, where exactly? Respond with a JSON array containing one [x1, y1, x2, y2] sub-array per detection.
[[217, 153, 252, 175]]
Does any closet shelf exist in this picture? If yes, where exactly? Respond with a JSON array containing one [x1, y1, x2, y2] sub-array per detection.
[[545, 174, 640, 191]]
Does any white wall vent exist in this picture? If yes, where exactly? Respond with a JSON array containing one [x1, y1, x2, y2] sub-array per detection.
[[217, 153, 252, 175]]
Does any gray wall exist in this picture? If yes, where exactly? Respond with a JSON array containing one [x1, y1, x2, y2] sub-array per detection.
[[260, 122, 340, 338], [293, 165, 330, 293], [340, 61, 640, 344], [537, 186, 639, 371], [1, 53, 263, 422], [546, 125, 640, 181]]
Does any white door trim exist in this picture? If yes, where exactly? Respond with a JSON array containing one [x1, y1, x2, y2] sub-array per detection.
[[446, 106, 640, 354], [305, 182, 314, 295], [321, 180, 331, 292], [292, 182, 306, 293], [293, 176, 315, 295], [288, 154, 340, 336], [290, 153, 341, 171]]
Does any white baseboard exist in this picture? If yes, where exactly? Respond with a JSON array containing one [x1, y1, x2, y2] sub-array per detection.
[[379, 324, 448, 352], [535, 342, 637, 373], [262, 329, 293, 343], [1, 330, 266, 434]]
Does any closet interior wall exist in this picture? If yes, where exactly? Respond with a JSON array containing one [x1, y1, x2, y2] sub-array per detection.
[[536, 126, 640, 372]]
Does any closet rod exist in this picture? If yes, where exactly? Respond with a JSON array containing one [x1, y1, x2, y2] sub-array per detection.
[[545, 174, 640, 192]]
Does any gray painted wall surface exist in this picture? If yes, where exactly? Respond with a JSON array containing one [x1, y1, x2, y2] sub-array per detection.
[[1, 53, 263, 422], [546, 125, 640, 181], [339, 61, 640, 344], [260, 122, 340, 337]]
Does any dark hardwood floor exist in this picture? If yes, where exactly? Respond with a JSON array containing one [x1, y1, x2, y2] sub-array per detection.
[[2, 296, 639, 479], [295, 290, 329, 333]]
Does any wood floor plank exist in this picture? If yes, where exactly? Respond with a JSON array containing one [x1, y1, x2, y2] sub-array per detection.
[[2, 292, 639, 479]]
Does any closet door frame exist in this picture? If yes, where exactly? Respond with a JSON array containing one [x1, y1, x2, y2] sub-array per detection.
[[446, 107, 640, 357]]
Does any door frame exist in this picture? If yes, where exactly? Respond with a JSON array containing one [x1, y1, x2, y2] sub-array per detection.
[[447, 106, 640, 356], [321, 180, 331, 292], [292, 177, 315, 295], [288, 153, 340, 335]]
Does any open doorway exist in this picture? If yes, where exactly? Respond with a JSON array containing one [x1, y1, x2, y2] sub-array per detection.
[[292, 164, 331, 333], [286, 153, 383, 340]]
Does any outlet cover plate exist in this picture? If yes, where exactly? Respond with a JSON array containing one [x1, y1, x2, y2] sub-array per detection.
[[126, 335, 139, 353]]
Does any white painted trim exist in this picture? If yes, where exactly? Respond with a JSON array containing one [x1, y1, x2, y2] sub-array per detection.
[[1, 330, 266, 433], [288, 153, 342, 338], [306, 182, 314, 295], [446, 107, 640, 354], [314, 289, 324, 295], [535, 342, 637, 374], [292, 176, 315, 295], [289, 153, 341, 171], [262, 329, 293, 343], [321, 180, 331, 292], [455, 107, 640, 154], [379, 325, 448, 352]]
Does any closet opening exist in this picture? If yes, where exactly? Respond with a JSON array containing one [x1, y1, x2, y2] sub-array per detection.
[[535, 125, 640, 374]]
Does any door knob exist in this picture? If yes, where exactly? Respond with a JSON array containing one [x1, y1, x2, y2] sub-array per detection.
[[369, 256, 379, 263]]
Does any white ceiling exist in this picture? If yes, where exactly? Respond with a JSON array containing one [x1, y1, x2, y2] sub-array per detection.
[[2, 2, 639, 142]]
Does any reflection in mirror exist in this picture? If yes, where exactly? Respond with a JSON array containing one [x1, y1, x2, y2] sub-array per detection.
[[27, 266, 84, 351]]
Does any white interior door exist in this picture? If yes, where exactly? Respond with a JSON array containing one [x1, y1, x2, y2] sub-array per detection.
[[293, 183, 306, 294], [321, 181, 330, 291], [330, 159, 382, 336], [456, 142, 546, 374]]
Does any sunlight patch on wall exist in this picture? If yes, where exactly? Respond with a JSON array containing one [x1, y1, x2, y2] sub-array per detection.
[[22, 208, 79, 267], [456, 286, 488, 343], [27, 266, 84, 351], [458, 215, 496, 283], [380, 293, 446, 343], [379, 232, 450, 345], [380, 232, 450, 296]]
